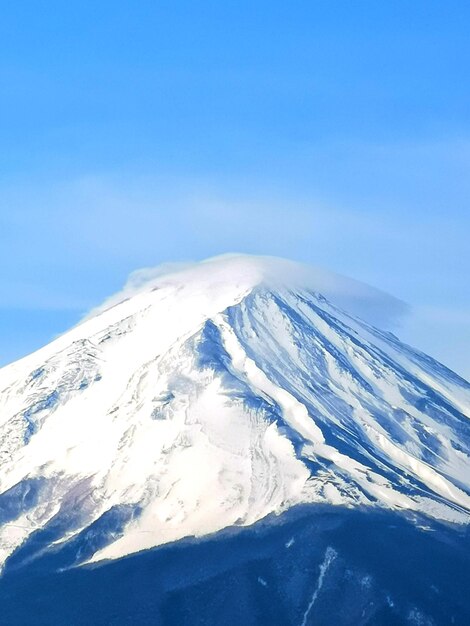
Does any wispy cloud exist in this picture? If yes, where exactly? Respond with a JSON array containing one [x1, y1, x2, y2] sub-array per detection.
[[82, 253, 409, 331], [1, 133, 469, 377]]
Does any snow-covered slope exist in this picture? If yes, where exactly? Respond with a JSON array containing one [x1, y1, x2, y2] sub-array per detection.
[[1, 255, 469, 571]]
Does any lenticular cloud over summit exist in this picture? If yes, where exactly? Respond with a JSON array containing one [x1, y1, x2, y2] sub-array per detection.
[[86, 254, 409, 330]]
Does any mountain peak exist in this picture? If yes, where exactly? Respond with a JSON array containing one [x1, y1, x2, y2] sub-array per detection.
[[87, 254, 407, 331], [0, 255, 469, 573]]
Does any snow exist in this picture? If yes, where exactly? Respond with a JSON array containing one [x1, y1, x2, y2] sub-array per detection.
[[0, 254, 469, 570], [301, 547, 337, 626]]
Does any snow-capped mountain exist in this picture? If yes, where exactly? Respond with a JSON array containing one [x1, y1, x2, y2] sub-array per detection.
[[1, 254, 469, 576]]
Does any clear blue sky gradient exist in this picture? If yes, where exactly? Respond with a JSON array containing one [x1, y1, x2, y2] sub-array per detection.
[[1, 1, 469, 377]]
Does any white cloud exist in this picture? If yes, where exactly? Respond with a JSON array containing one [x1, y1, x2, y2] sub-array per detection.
[[82, 253, 409, 331]]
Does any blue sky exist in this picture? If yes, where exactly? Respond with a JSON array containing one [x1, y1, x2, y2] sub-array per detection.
[[1, 1, 469, 378]]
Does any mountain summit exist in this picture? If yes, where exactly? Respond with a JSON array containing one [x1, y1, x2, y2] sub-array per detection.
[[1, 254, 469, 574]]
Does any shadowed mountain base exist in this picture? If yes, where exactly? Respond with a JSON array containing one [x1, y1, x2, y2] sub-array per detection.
[[1, 505, 469, 625]]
